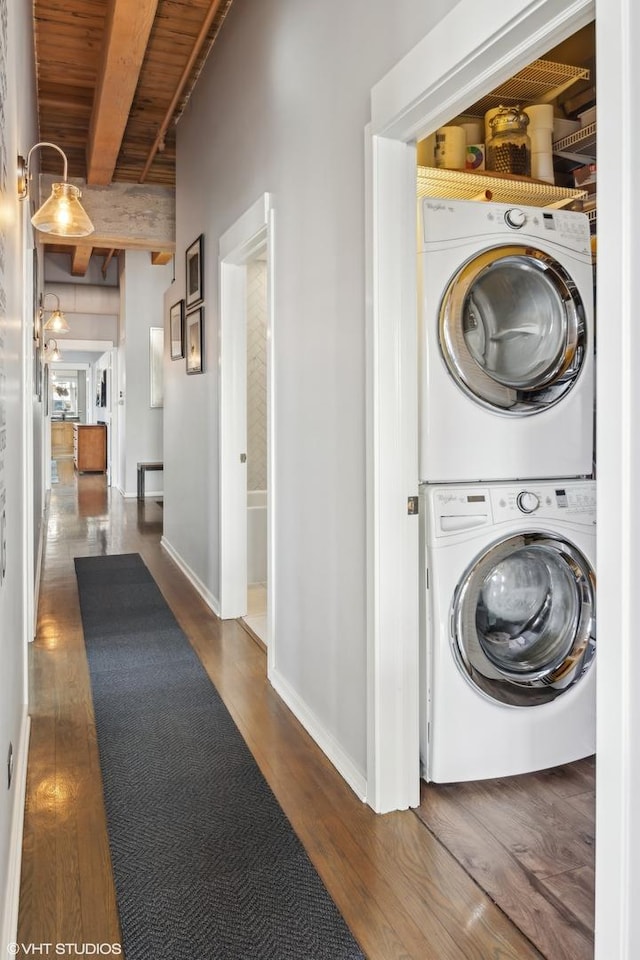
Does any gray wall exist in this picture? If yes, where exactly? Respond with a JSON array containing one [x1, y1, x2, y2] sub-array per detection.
[[119, 251, 172, 496], [163, 0, 457, 782], [0, 0, 37, 936]]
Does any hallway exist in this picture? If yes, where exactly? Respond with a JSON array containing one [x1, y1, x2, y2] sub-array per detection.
[[18, 465, 551, 959]]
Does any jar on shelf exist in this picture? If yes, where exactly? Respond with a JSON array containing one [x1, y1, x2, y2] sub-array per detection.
[[486, 105, 531, 177]]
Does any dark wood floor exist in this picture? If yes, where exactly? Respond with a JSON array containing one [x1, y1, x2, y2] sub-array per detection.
[[17, 462, 594, 959]]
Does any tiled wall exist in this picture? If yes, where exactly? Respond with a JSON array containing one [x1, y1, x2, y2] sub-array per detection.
[[246, 260, 267, 492]]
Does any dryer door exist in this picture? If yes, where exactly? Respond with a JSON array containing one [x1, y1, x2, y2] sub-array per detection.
[[452, 532, 595, 706], [439, 245, 588, 415]]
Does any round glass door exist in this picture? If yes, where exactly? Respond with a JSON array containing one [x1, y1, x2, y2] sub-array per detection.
[[452, 533, 595, 706], [439, 246, 588, 415]]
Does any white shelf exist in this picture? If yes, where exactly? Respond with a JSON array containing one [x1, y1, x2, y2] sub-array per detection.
[[417, 166, 587, 208], [463, 59, 590, 118], [552, 122, 597, 162]]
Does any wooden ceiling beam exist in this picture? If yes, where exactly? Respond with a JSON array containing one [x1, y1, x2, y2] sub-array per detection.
[[86, 0, 159, 186], [102, 249, 118, 280], [43, 234, 175, 255], [139, 0, 227, 182], [150, 251, 173, 266], [38, 175, 175, 251], [70, 245, 93, 277]]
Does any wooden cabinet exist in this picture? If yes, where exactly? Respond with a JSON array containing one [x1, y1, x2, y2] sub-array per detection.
[[51, 421, 74, 458], [73, 424, 107, 473]]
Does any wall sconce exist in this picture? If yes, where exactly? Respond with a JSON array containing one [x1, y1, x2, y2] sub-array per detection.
[[41, 292, 70, 334], [17, 142, 94, 238], [45, 339, 63, 362]]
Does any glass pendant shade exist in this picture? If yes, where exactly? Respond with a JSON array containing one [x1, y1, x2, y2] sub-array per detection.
[[43, 309, 70, 334], [47, 340, 63, 362], [31, 182, 94, 238]]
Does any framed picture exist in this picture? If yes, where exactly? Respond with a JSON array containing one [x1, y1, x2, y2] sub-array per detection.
[[149, 327, 164, 407], [186, 307, 204, 375], [169, 299, 184, 359], [185, 234, 204, 308]]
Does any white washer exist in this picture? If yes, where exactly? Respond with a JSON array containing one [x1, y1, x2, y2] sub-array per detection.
[[420, 479, 596, 783], [418, 198, 594, 482]]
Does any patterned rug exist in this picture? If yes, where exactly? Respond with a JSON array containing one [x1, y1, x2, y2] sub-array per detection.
[[74, 553, 364, 960]]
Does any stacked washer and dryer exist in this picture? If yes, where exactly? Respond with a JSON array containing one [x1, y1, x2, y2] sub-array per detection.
[[418, 197, 596, 783]]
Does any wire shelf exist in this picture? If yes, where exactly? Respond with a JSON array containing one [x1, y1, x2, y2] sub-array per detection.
[[552, 122, 597, 158], [416, 166, 587, 208], [464, 60, 590, 118]]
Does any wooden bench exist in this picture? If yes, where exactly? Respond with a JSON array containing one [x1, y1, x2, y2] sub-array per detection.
[[137, 461, 163, 500]]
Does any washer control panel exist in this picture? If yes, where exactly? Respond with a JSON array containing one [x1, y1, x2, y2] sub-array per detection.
[[420, 198, 592, 257], [426, 480, 596, 539], [516, 490, 540, 513], [504, 208, 527, 229], [492, 481, 596, 523]]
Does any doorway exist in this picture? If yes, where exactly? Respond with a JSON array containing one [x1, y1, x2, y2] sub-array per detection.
[[244, 257, 269, 643], [367, 0, 636, 955], [218, 194, 275, 663]]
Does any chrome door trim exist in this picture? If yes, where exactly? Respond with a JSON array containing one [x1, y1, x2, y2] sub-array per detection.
[[439, 245, 587, 415], [451, 531, 596, 706]]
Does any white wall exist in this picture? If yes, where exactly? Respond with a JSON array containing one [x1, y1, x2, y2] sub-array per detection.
[[119, 251, 172, 496], [0, 0, 37, 943], [45, 252, 118, 286], [164, 0, 457, 785]]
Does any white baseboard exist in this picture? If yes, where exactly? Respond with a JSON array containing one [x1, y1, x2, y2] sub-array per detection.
[[1, 710, 31, 953], [269, 667, 368, 803], [160, 536, 221, 617], [160, 538, 366, 803], [33, 513, 45, 641]]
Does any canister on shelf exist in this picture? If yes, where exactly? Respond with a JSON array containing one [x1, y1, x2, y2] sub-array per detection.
[[486, 105, 531, 177]]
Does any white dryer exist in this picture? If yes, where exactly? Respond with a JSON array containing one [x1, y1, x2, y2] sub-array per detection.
[[420, 479, 596, 783], [418, 198, 594, 482]]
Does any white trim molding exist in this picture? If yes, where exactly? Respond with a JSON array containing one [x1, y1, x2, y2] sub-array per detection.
[[1, 712, 31, 954], [270, 667, 367, 804], [365, 130, 421, 813], [594, 5, 640, 957], [217, 192, 276, 685], [161, 535, 221, 618]]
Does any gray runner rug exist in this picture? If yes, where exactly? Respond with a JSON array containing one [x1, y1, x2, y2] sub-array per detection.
[[75, 553, 364, 960]]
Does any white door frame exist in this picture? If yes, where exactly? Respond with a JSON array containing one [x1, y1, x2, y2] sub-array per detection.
[[368, 0, 637, 954], [218, 194, 275, 660]]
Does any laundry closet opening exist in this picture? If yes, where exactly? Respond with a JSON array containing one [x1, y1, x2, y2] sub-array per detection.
[[414, 21, 597, 960]]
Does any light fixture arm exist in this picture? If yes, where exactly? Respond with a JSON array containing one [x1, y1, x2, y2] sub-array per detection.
[[17, 141, 94, 238], [40, 292, 70, 334], [44, 338, 63, 362], [27, 141, 68, 185], [18, 142, 69, 200], [41, 291, 62, 314]]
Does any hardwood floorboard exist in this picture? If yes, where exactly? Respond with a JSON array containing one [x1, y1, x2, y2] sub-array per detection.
[[451, 776, 594, 879], [416, 766, 595, 960], [539, 865, 595, 932], [19, 468, 588, 959]]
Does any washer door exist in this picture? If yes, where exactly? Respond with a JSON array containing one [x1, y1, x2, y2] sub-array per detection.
[[439, 245, 588, 414], [452, 533, 596, 706]]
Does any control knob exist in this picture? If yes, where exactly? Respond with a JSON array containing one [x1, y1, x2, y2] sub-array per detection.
[[504, 208, 526, 229], [517, 491, 540, 514]]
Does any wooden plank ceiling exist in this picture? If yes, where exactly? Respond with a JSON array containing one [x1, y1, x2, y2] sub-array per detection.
[[32, 0, 234, 272]]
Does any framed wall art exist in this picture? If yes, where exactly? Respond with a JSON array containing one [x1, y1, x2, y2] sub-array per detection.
[[185, 234, 204, 308], [169, 299, 184, 359], [150, 327, 164, 407], [186, 307, 204, 375]]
